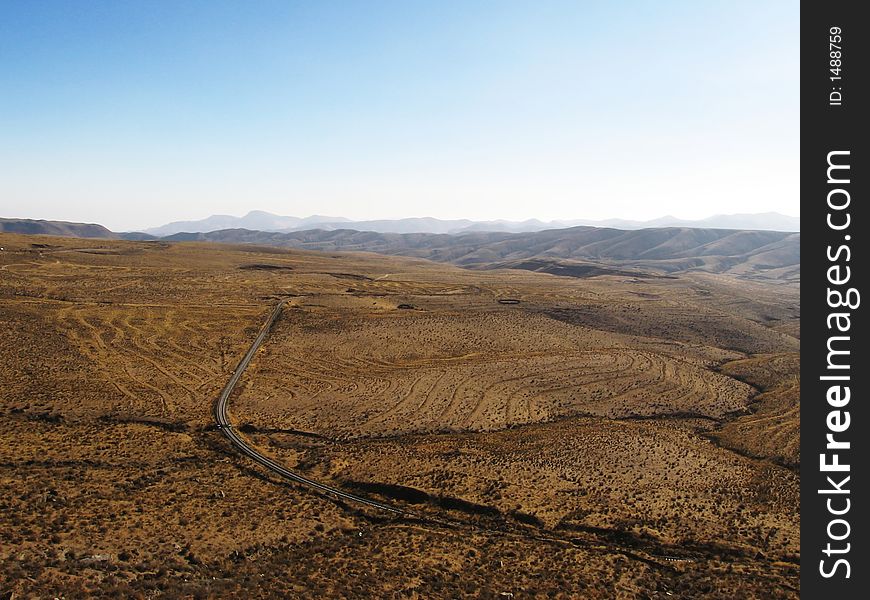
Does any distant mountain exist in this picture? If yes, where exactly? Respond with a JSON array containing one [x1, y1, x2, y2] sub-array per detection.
[[450, 218, 552, 233], [694, 212, 801, 231], [314, 217, 476, 234], [305, 217, 559, 234], [552, 212, 800, 232], [144, 210, 349, 236], [0, 218, 116, 239], [138, 211, 799, 236]]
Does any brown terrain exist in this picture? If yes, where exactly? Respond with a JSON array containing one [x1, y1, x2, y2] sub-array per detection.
[[0, 232, 799, 598]]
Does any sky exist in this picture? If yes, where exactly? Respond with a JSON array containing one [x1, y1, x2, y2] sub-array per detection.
[[0, 0, 799, 232]]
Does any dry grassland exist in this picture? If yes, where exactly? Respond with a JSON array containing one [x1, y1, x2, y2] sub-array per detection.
[[0, 233, 799, 598]]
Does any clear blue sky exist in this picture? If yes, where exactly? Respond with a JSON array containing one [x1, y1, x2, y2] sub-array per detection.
[[0, 0, 799, 231]]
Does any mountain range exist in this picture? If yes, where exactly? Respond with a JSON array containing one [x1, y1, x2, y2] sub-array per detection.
[[141, 210, 800, 236]]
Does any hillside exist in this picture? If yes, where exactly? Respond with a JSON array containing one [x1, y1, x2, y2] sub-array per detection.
[[0, 218, 116, 239], [160, 225, 800, 282], [2, 216, 800, 283]]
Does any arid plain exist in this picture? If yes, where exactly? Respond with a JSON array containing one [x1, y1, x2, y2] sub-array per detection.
[[0, 233, 799, 598]]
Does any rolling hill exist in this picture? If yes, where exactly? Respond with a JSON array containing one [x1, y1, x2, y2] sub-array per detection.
[[1, 216, 800, 282], [0, 218, 116, 239], [159, 225, 800, 282]]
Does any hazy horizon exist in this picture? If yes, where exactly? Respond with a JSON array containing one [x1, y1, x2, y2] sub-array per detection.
[[1, 208, 801, 233], [1, 1, 799, 231], [141, 208, 801, 225]]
